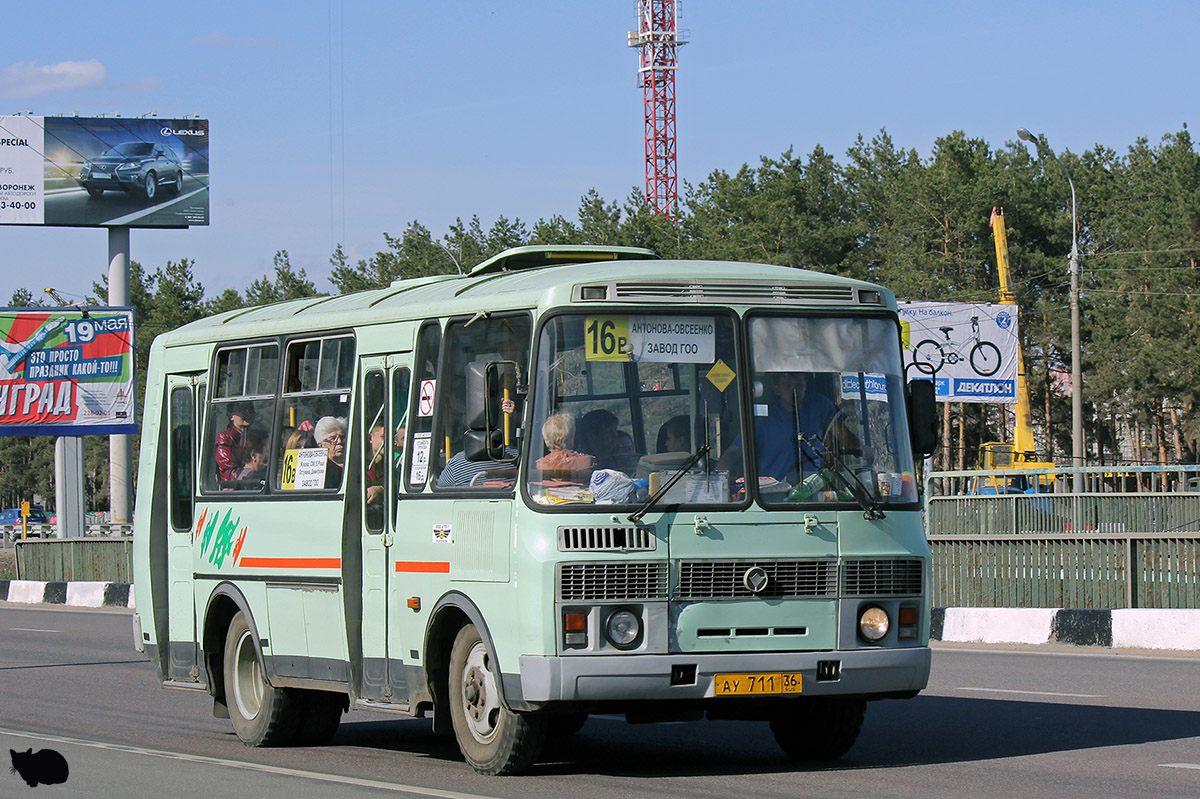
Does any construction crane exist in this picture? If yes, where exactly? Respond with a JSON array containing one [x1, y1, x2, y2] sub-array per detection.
[[627, 1, 687, 217], [979, 208, 1055, 482]]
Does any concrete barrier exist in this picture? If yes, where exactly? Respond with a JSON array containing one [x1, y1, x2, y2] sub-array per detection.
[[932, 606, 1200, 651], [0, 579, 134, 609]]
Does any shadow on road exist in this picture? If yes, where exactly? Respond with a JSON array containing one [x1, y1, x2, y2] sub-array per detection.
[[328, 695, 1200, 778]]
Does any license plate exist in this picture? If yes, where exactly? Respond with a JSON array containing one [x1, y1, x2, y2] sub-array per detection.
[[713, 672, 803, 696]]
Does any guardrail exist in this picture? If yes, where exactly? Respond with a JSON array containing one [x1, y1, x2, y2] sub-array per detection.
[[2, 523, 134, 543], [926, 466, 1200, 609], [14, 537, 133, 583]]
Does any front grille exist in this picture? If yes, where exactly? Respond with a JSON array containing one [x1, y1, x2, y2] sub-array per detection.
[[676, 559, 838, 600], [842, 558, 924, 596], [557, 525, 655, 552], [557, 561, 669, 601], [610, 280, 857, 305]]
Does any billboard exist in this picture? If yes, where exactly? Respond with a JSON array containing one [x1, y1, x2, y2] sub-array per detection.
[[0, 308, 136, 435], [898, 301, 1019, 404], [0, 116, 208, 228]]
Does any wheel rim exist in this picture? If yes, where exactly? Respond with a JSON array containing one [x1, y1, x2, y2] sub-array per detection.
[[145, 173, 156, 199], [174, 172, 182, 191], [459, 641, 501, 743], [231, 629, 263, 720]]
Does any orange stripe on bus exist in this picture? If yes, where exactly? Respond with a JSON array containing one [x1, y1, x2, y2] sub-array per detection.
[[395, 561, 450, 573], [238, 557, 341, 569]]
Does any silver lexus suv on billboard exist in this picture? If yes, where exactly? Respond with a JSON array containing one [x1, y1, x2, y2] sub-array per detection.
[[79, 142, 184, 200]]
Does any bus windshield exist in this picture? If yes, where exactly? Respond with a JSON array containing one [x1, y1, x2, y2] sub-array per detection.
[[744, 314, 918, 506], [526, 311, 741, 508]]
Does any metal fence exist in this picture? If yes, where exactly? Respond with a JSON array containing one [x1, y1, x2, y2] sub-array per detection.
[[14, 537, 134, 583], [926, 466, 1200, 609]]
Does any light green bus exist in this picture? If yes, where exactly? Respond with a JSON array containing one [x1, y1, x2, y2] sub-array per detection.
[[132, 245, 938, 775]]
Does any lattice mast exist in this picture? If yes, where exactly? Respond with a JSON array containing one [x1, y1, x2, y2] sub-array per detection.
[[628, 1, 688, 217]]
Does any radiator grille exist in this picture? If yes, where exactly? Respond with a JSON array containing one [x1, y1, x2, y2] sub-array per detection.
[[676, 559, 838, 600], [557, 525, 655, 552], [842, 558, 924, 596], [611, 280, 856, 305], [557, 561, 669, 601]]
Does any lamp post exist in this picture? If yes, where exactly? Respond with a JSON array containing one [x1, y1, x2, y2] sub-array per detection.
[[1018, 128, 1084, 492]]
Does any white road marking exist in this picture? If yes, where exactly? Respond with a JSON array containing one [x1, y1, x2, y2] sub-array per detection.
[[1161, 763, 1200, 770], [956, 687, 1104, 698], [0, 727, 499, 799], [9, 628, 61, 633]]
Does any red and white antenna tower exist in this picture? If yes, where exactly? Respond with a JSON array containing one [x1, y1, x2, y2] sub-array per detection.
[[628, 1, 688, 217]]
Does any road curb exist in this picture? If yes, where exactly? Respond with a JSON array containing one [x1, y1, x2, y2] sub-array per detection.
[[0, 579, 134, 609], [932, 607, 1200, 651]]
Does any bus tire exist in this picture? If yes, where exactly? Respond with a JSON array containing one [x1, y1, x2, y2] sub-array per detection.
[[448, 623, 546, 775], [293, 690, 347, 746], [769, 697, 865, 762], [223, 610, 301, 746]]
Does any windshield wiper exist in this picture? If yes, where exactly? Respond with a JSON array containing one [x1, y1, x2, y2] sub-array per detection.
[[627, 445, 710, 523], [800, 433, 884, 520]]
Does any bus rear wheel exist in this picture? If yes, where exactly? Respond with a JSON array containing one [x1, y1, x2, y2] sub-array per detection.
[[769, 697, 866, 762], [448, 623, 547, 775], [223, 610, 301, 746]]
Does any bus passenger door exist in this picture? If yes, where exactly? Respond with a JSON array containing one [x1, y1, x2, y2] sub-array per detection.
[[166, 375, 202, 681], [359, 359, 409, 701]]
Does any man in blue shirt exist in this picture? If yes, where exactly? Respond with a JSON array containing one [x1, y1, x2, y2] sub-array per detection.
[[720, 373, 858, 483]]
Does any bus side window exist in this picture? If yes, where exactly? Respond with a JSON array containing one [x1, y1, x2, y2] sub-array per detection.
[[405, 322, 441, 492], [363, 370, 386, 533], [203, 343, 278, 493], [391, 367, 410, 519], [169, 386, 193, 531], [433, 313, 529, 490], [278, 335, 355, 492]]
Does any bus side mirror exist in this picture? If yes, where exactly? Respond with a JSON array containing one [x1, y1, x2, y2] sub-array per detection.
[[907, 379, 938, 456], [465, 361, 493, 431]]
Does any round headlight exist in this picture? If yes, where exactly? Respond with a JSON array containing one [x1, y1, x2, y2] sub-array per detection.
[[858, 606, 890, 642], [604, 609, 641, 649]]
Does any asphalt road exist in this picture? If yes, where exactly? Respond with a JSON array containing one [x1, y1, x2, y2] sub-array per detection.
[[1, 604, 1198, 798]]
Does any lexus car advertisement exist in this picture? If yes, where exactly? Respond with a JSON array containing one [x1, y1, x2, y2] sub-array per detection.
[[0, 115, 209, 228]]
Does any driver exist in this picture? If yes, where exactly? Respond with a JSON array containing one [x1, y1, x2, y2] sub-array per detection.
[[719, 373, 862, 483]]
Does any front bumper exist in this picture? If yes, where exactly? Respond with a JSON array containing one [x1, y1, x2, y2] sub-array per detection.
[[518, 645, 930, 704]]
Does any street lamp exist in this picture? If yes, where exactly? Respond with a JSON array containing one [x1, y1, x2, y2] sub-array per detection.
[[1017, 127, 1084, 491]]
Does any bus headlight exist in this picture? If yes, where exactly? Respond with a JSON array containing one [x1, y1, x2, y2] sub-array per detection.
[[604, 608, 641, 649], [858, 606, 890, 643]]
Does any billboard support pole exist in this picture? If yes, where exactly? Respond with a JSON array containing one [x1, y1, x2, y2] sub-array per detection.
[[108, 226, 132, 525], [54, 436, 85, 538]]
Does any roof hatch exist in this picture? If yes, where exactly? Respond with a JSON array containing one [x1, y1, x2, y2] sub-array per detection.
[[468, 245, 658, 276]]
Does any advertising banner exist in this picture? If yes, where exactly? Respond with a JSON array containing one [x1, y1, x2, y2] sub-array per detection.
[[0, 116, 208, 228], [0, 308, 136, 435], [898, 301, 1019, 404]]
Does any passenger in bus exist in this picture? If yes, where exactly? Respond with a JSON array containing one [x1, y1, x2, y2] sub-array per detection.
[[656, 415, 691, 453], [215, 402, 256, 482], [237, 429, 268, 484], [436, 399, 517, 488], [315, 416, 347, 489], [536, 412, 595, 479], [718, 373, 861, 483], [576, 409, 637, 473], [366, 421, 387, 505]]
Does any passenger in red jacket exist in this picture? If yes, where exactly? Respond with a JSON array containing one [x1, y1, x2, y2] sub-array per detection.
[[215, 402, 256, 482]]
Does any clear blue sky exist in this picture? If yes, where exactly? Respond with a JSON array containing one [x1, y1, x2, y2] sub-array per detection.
[[1, 0, 1197, 304]]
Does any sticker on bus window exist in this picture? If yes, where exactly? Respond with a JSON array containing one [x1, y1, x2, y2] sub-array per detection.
[[281, 447, 328, 490], [706, 359, 735, 392], [840, 373, 889, 401], [418, 379, 437, 417], [584, 316, 631, 362], [410, 432, 432, 484]]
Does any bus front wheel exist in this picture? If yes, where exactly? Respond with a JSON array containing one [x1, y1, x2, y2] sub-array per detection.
[[447, 623, 547, 775], [769, 697, 866, 762], [223, 610, 301, 746]]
